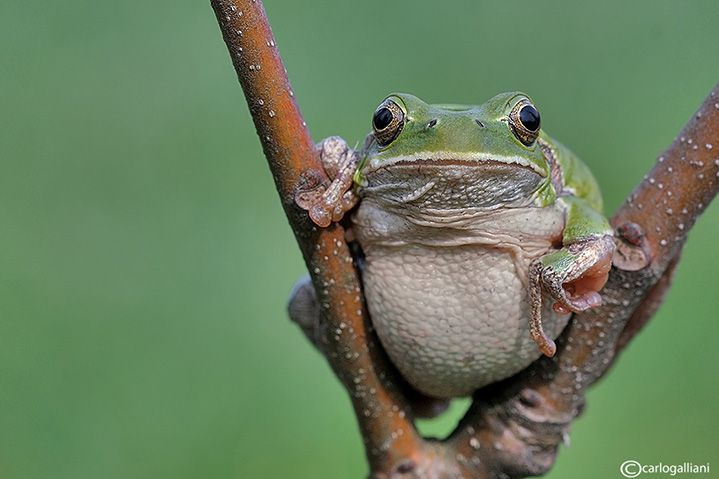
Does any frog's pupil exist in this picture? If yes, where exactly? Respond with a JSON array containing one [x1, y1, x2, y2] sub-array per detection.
[[373, 108, 394, 130], [519, 105, 540, 132]]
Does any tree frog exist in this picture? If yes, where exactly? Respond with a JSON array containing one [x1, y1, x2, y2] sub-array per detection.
[[291, 92, 614, 399]]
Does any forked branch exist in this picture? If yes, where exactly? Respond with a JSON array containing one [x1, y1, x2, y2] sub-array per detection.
[[211, 2, 719, 477]]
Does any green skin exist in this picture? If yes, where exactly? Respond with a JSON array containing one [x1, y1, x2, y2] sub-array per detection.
[[295, 92, 615, 398]]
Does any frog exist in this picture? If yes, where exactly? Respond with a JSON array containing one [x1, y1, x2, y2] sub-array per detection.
[[290, 92, 615, 399]]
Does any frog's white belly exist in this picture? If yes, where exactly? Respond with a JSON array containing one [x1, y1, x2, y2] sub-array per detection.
[[362, 243, 567, 398], [353, 183, 570, 399]]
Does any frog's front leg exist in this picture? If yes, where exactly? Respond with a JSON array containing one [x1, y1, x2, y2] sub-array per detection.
[[294, 136, 360, 227], [529, 196, 615, 357]]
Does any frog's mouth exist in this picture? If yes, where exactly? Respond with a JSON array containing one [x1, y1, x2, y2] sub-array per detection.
[[360, 153, 548, 210], [364, 153, 547, 177]]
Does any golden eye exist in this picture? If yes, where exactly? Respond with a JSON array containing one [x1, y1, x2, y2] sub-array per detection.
[[372, 99, 405, 147], [508, 99, 541, 146]]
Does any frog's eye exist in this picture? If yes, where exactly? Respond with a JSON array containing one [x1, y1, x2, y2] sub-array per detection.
[[372, 99, 405, 147], [508, 99, 541, 146]]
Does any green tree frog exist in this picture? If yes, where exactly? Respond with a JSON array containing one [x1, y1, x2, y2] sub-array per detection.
[[291, 92, 614, 399]]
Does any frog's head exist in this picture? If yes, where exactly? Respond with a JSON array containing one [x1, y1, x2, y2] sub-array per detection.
[[356, 92, 556, 210]]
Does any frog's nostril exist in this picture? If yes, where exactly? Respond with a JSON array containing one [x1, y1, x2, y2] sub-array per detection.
[[427, 119, 438, 128], [475, 119, 485, 128]]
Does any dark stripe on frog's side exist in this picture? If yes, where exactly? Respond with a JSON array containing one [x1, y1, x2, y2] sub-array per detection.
[[538, 138, 564, 195]]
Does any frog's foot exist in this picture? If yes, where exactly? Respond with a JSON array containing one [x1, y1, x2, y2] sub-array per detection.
[[528, 235, 615, 357], [288, 274, 324, 351], [294, 136, 360, 227]]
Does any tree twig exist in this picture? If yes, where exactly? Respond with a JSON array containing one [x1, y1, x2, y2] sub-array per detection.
[[210, 0, 426, 474], [211, 2, 719, 477]]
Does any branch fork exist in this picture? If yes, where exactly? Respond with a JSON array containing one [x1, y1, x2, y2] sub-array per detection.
[[211, 2, 719, 477]]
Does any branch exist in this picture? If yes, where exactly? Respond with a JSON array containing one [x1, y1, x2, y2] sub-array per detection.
[[211, 2, 719, 477], [210, 0, 425, 474]]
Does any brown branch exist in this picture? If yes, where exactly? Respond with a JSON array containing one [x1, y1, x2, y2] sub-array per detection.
[[210, 0, 425, 474], [211, 2, 719, 478]]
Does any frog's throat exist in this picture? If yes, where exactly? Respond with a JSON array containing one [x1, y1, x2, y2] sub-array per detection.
[[364, 152, 546, 177]]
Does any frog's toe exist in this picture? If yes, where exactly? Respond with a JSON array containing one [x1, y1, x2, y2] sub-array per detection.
[[553, 290, 602, 314], [309, 202, 333, 228]]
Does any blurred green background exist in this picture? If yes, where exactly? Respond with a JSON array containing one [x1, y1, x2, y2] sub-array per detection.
[[2, 1, 718, 478]]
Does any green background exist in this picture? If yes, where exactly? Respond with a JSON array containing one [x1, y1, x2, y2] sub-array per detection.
[[2, 1, 718, 478]]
